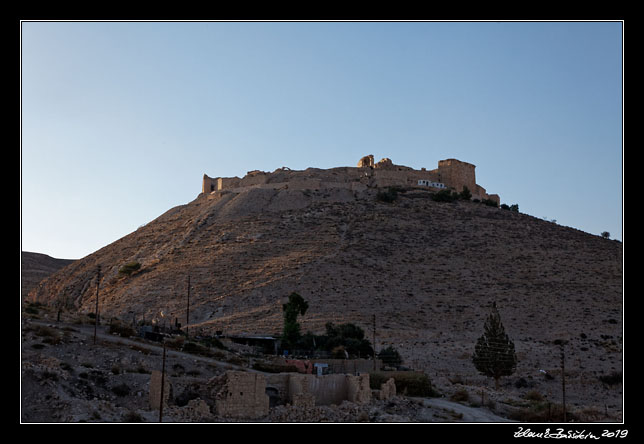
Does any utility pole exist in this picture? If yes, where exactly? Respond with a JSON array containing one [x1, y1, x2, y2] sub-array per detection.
[[555, 339, 567, 423], [159, 340, 167, 423], [372, 314, 377, 370], [186, 275, 191, 338], [93, 265, 101, 345], [561, 342, 567, 423]]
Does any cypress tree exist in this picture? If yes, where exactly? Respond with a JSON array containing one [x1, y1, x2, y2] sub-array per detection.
[[472, 301, 517, 389], [281, 292, 309, 351]]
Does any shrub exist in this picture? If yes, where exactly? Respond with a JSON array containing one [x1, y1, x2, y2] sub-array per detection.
[[376, 187, 399, 203], [378, 346, 403, 367], [109, 321, 136, 338], [450, 388, 470, 402], [501, 203, 520, 212], [122, 411, 144, 423], [370, 371, 438, 397], [119, 261, 141, 276], [524, 390, 544, 402], [599, 371, 622, 386], [111, 383, 131, 397], [431, 189, 458, 202], [459, 186, 472, 200]]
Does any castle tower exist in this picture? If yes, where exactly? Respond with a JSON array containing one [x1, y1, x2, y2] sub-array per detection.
[[437, 159, 477, 193]]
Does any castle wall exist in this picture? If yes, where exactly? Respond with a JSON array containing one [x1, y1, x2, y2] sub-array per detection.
[[437, 159, 477, 193], [202, 174, 216, 194], [203, 157, 498, 203]]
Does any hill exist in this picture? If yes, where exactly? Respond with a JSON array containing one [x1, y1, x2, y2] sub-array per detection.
[[26, 170, 623, 418], [21, 251, 75, 300]]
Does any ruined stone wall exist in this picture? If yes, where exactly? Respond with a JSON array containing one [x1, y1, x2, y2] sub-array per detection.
[[346, 374, 372, 404], [202, 174, 216, 194], [238, 171, 270, 188], [203, 156, 498, 203], [218, 177, 241, 191], [266, 372, 373, 407], [374, 377, 397, 401], [213, 371, 269, 419], [202, 175, 242, 193], [357, 155, 375, 168]]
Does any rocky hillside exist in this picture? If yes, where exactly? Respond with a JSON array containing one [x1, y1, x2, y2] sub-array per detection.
[[27, 185, 623, 417], [21, 251, 75, 300]]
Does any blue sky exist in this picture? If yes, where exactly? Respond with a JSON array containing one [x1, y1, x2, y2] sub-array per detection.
[[21, 21, 623, 259]]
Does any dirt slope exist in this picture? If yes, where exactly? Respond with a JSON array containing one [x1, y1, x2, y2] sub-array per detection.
[[27, 186, 623, 418]]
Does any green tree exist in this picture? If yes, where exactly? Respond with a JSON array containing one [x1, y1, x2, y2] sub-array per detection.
[[472, 302, 517, 389], [324, 322, 373, 358], [378, 346, 403, 367], [459, 186, 472, 200], [281, 292, 309, 351]]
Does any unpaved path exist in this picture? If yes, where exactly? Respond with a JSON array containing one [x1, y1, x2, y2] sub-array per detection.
[[412, 397, 516, 422], [24, 319, 256, 372]]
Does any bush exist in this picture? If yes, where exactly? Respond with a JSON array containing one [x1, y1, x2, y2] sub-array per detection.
[[501, 203, 520, 212], [378, 346, 403, 367], [376, 187, 399, 203], [598, 371, 622, 386], [119, 261, 141, 276], [431, 189, 458, 202], [524, 390, 544, 402], [111, 383, 131, 397], [459, 186, 472, 200], [122, 411, 144, 423], [370, 371, 438, 397], [109, 321, 136, 338], [450, 388, 470, 402]]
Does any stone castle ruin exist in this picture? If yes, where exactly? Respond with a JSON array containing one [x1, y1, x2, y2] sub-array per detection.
[[202, 156, 500, 205]]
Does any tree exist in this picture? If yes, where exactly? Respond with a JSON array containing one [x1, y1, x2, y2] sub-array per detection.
[[459, 186, 472, 200], [472, 301, 517, 389], [323, 322, 373, 358], [281, 292, 309, 350], [378, 346, 403, 367], [601, 231, 611, 239]]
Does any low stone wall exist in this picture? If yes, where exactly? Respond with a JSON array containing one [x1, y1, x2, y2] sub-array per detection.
[[266, 372, 373, 407], [212, 371, 269, 419]]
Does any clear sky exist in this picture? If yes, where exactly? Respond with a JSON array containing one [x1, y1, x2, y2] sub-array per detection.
[[21, 21, 623, 259]]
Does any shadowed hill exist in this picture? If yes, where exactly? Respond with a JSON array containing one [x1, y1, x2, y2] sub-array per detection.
[[21, 251, 75, 300], [27, 185, 623, 417]]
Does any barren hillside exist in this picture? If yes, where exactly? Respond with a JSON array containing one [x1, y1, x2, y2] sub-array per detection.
[[21, 251, 75, 300], [27, 185, 623, 418]]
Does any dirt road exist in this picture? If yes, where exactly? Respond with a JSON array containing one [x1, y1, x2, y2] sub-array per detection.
[[412, 397, 516, 422]]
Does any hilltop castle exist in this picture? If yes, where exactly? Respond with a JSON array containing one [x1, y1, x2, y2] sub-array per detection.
[[202, 156, 500, 205]]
